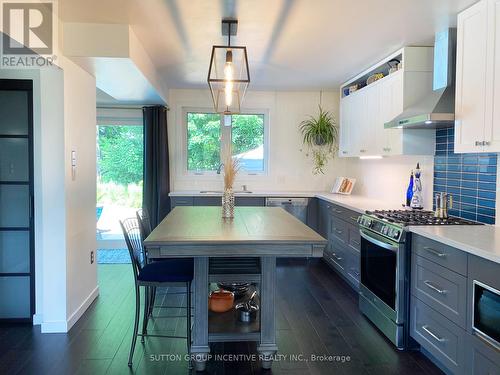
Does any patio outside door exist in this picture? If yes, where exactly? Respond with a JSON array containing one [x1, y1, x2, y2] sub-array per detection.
[[0, 79, 34, 322]]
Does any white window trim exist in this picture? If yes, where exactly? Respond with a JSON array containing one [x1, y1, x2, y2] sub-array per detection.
[[182, 107, 269, 176]]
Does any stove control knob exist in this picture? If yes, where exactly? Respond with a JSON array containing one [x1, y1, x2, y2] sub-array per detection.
[[382, 226, 388, 235], [386, 227, 392, 237], [392, 230, 400, 239]]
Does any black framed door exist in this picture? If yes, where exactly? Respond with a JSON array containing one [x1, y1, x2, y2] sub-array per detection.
[[0, 79, 34, 322]]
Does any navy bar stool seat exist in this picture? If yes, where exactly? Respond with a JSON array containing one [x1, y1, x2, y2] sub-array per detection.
[[138, 258, 193, 283]]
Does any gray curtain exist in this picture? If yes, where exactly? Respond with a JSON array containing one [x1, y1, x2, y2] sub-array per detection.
[[143, 106, 170, 229]]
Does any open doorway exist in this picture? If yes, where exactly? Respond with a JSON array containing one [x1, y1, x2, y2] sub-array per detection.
[[96, 116, 143, 263]]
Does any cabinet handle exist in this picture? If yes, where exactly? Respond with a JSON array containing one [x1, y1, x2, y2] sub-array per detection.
[[350, 216, 358, 221], [335, 229, 343, 235], [423, 246, 446, 258], [360, 149, 366, 153], [334, 208, 344, 214], [424, 280, 446, 294], [422, 325, 446, 343], [331, 252, 343, 261], [484, 141, 490, 146], [475, 141, 482, 146], [349, 267, 360, 277], [342, 151, 348, 154]]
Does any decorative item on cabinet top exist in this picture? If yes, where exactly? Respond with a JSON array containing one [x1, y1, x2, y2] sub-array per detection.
[[338, 46, 436, 158]]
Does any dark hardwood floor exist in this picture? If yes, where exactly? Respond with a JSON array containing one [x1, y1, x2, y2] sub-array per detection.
[[0, 259, 443, 375]]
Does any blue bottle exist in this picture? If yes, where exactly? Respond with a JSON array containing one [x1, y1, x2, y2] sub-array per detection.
[[406, 171, 414, 207]]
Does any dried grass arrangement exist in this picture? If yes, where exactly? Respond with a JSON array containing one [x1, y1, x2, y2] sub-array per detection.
[[222, 155, 240, 218], [223, 155, 240, 190]]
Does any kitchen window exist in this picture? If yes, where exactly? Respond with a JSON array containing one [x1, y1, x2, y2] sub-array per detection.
[[185, 109, 268, 174]]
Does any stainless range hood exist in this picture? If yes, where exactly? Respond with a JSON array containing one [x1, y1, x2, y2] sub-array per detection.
[[385, 29, 456, 129]]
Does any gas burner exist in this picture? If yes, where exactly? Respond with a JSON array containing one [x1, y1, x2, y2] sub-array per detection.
[[365, 209, 480, 226]]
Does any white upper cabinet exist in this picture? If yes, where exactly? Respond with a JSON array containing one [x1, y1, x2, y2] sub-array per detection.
[[339, 47, 436, 158], [456, 0, 500, 152]]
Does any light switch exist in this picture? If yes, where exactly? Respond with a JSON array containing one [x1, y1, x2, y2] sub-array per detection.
[[71, 150, 76, 180]]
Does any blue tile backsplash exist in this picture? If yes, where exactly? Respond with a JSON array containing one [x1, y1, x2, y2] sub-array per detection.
[[434, 127, 497, 224]]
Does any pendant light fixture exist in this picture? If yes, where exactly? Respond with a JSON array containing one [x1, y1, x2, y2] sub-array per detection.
[[207, 19, 250, 114]]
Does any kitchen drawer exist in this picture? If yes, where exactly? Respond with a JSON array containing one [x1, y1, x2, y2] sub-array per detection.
[[411, 255, 467, 328], [410, 296, 466, 374], [412, 235, 467, 275], [347, 223, 361, 252], [330, 215, 348, 245], [235, 197, 265, 206], [325, 242, 348, 273], [345, 247, 360, 289], [171, 196, 193, 208], [326, 202, 361, 225], [194, 196, 221, 206], [467, 332, 500, 375]]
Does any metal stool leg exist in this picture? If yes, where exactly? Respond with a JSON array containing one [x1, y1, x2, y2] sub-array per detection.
[[128, 284, 140, 367], [141, 286, 149, 343], [187, 281, 192, 369], [149, 286, 156, 317]]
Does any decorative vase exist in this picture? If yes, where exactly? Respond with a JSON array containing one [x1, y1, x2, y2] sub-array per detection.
[[222, 188, 235, 218]]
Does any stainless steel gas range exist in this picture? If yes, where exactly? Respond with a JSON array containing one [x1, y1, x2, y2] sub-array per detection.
[[357, 210, 480, 350]]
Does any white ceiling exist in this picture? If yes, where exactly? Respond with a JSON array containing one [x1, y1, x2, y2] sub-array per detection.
[[60, 0, 477, 90]]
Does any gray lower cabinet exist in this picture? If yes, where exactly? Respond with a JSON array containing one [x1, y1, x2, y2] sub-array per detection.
[[411, 234, 500, 375], [411, 255, 467, 328], [410, 296, 466, 374], [320, 200, 360, 291], [171, 196, 194, 208], [171, 196, 266, 210], [467, 333, 500, 375]]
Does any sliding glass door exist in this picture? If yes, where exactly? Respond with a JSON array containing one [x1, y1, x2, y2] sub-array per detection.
[[0, 79, 34, 322], [96, 123, 143, 248]]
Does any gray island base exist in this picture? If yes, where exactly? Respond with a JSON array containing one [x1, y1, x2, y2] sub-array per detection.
[[144, 207, 326, 371]]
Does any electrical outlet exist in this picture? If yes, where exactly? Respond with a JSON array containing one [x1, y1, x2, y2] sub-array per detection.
[[90, 251, 94, 264]]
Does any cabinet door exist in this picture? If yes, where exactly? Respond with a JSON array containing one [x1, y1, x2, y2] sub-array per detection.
[[339, 94, 353, 157], [385, 72, 404, 155], [362, 84, 380, 156], [485, 0, 500, 151], [455, 0, 488, 152]]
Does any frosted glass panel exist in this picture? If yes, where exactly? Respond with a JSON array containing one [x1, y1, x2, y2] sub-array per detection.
[[0, 90, 28, 135], [0, 139, 29, 181], [0, 276, 31, 318], [0, 185, 29, 227], [0, 231, 29, 273]]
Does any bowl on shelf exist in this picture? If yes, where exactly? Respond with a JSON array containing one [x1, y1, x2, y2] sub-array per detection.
[[208, 289, 234, 313]]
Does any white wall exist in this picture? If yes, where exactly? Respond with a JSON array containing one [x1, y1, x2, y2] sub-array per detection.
[[343, 156, 435, 210], [168, 89, 347, 192], [62, 57, 98, 327], [0, 61, 98, 332]]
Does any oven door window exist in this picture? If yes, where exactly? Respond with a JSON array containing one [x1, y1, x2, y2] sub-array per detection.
[[473, 281, 500, 345], [361, 233, 397, 310]]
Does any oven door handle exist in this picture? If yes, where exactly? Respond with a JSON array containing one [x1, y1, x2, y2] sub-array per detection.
[[359, 229, 399, 252]]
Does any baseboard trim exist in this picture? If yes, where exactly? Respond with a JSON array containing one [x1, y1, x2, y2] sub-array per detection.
[[32, 313, 43, 325], [66, 286, 100, 331], [41, 320, 68, 333]]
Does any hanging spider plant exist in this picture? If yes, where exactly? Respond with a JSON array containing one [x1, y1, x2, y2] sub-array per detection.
[[299, 105, 338, 174]]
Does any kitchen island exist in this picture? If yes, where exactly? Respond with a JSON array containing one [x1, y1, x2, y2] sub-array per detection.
[[144, 206, 327, 371]]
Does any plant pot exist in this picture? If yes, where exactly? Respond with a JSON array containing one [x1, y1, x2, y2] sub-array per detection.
[[314, 135, 326, 146], [222, 188, 235, 218]]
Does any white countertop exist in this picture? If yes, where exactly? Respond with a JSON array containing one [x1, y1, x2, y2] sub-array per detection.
[[169, 190, 500, 264], [169, 190, 400, 213], [409, 225, 500, 264]]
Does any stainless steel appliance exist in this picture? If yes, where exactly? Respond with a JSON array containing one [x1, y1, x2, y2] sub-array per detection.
[[358, 210, 479, 349], [472, 280, 500, 349], [385, 29, 457, 129], [266, 197, 309, 224]]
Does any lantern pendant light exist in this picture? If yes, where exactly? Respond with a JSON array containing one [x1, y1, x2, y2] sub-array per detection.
[[207, 19, 250, 114]]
